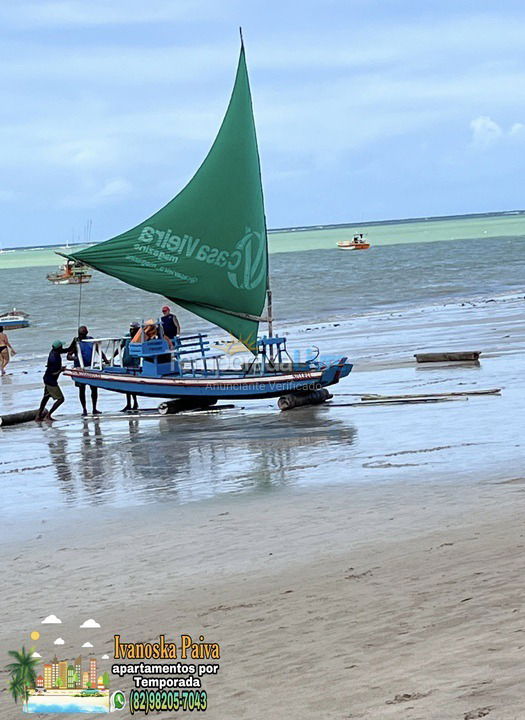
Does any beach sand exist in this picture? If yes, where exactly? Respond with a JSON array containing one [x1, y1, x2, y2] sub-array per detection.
[[2, 477, 525, 719], [1, 296, 524, 719]]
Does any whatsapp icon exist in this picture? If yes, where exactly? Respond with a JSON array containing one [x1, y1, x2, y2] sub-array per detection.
[[111, 691, 126, 711]]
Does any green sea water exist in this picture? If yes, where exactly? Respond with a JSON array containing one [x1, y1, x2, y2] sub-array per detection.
[[1, 212, 525, 270]]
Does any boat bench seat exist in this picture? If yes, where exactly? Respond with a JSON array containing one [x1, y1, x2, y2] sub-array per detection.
[[173, 335, 224, 376], [181, 351, 223, 376]]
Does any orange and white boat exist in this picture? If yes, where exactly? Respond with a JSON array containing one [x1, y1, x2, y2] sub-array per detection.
[[337, 233, 370, 250], [47, 259, 92, 285]]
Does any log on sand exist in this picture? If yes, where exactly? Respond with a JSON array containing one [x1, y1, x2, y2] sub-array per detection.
[[414, 351, 481, 363], [0, 409, 39, 426]]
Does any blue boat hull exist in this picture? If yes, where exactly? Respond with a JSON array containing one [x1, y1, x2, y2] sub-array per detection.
[[0, 319, 29, 329], [64, 362, 353, 401]]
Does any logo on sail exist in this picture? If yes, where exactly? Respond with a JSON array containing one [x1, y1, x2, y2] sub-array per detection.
[[227, 229, 266, 290], [133, 225, 266, 290]]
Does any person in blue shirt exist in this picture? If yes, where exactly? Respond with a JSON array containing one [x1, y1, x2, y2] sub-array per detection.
[[36, 340, 67, 421], [67, 325, 100, 416], [160, 305, 180, 341]]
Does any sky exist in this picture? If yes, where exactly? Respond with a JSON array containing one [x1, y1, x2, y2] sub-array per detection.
[[1, 0, 524, 248]]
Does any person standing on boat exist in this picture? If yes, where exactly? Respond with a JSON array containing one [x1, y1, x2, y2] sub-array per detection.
[[120, 321, 140, 412], [0, 325, 16, 375], [36, 340, 67, 420], [160, 305, 180, 341], [131, 319, 173, 348], [67, 325, 101, 416]]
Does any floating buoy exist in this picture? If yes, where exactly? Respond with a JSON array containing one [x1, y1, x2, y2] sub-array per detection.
[[278, 389, 332, 411]]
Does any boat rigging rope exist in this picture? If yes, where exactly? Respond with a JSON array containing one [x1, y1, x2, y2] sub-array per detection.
[[77, 277, 83, 329]]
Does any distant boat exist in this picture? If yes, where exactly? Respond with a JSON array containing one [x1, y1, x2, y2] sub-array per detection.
[[0, 308, 30, 329], [337, 233, 370, 250], [47, 259, 92, 285], [59, 219, 93, 251]]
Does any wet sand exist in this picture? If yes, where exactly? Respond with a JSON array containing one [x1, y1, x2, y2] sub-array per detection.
[[2, 479, 525, 719], [1, 297, 524, 719]]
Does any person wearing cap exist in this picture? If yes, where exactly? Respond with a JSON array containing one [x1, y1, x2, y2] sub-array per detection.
[[36, 340, 67, 421], [66, 325, 100, 416], [131, 319, 173, 349], [120, 321, 141, 412], [160, 305, 180, 341]]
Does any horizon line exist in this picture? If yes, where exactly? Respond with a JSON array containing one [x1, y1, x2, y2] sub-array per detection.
[[2, 208, 524, 251]]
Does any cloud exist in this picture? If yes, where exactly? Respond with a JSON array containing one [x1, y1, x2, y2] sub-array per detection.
[[1, 5, 525, 237], [101, 654, 109, 660], [53, 638, 65, 645], [49, 139, 118, 171], [95, 179, 131, 200], [31, 651, 42, 658], [61, 178, 133, 208], [0, 0, 233, 28], [470, 116, 503, 148], [81, 642, 94, 648], [510, 122, 525, 136], [80, 618, 101, 629], [470, 116, 525, 149], [42, 614, 62, 624]]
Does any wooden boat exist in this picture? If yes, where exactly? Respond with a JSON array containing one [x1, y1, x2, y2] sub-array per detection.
[[337, 233, 370, 250], [65, 333, 351, 402], [62, 38, 353, 405], [47, 259, 92, 285], [0, 308, 30, 329]]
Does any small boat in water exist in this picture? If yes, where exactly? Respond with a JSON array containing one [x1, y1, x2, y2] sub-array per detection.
[[337, 233, 370, 250], [61, 39, 352, 407], [0, 308, 30, 329], [47, 259, 92, 285]]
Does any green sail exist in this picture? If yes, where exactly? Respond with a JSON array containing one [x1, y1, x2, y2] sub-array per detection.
[[65, 44, 267, 352]]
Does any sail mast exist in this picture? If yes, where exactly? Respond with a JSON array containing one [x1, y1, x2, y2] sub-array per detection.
[[267, 289, 273, 339], [240, 27, 273, 341]]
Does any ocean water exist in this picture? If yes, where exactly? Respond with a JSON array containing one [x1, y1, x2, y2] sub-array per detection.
[[1, 211, 525, 269], [1, 231, 524, 530], [1, 234, 524, 362], [24, 702, 108, 714]]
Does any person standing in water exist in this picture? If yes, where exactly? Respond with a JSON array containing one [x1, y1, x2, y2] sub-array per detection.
[[36, 340, 67, 421], [67, 325, 101, 416], [0, 326, 16, 375], [160, 305, 180, 341]]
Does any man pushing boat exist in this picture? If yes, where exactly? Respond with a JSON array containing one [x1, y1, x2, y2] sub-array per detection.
[[36, 340, 67, 421], [67, 325, 102, 416]]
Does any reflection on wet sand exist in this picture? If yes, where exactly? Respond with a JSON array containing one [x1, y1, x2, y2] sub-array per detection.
[[79, 419, 115, 503], [47, 429, 76, 504], [416, 361, 481, 371], [45, 411, 357, 507]]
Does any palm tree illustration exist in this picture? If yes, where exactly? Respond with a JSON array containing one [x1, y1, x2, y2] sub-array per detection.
[[6, 647, 38, 703], [8, 675, 26, 704]]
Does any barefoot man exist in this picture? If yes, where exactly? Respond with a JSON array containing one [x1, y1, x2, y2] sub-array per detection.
[[0, 325, 16, 375], [36, 340, 67, 421]]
